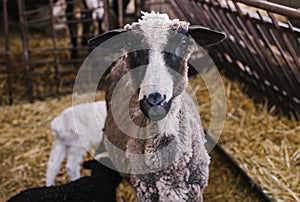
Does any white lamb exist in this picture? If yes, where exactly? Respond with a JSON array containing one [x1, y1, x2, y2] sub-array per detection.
[[46, 101, 107, 187]]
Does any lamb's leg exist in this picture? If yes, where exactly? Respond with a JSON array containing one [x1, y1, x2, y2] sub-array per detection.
[[46, 140, 67, 186], [66, 147, 86, 181]]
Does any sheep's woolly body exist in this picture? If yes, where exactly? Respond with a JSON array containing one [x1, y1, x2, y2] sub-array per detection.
[[130, 92, 209, 201], [102, 12, 210, 202], [46, 101, 107, 186], [104, 67, 209, 201]]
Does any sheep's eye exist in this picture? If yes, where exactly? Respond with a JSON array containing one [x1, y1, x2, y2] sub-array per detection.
[[163, 51, 185, 74], [127, 50, 150, 69]]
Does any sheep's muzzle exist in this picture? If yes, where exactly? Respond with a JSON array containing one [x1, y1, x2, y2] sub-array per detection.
[[140, 93, 172, 121]]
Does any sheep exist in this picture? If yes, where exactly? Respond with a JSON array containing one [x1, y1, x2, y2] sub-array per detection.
[[53, 0, 104, 33], [53, 0, 105, 58], [52, 0, 67, 31], [8, 158, 122, 202], [46, 101, 107, 187], [88, 11, 226, 201]]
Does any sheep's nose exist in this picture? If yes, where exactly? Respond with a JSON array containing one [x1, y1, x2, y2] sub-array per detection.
[[147, 93, 165, 106], [140, 93, 171, 121]]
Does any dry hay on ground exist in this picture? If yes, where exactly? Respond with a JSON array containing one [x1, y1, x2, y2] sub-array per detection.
[[0, 92, 105, 201], [215, 78, 300, 202], [0, 73, 299, 201], [190, 73, 300, 201]]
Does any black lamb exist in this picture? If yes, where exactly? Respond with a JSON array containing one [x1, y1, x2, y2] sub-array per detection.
[[8, 158, 122, 202]]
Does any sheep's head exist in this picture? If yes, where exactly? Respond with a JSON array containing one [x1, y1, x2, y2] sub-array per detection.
[[53, 0, 66, 18], [89, 12, 226, 121]]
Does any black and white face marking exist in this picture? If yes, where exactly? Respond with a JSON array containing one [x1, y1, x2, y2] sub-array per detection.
[[126, 49, 150, 90], [163, 27, 195, 97], [137, 47, 176, 121], [131, 21, 193, 121], [88, 12, 226, 122]]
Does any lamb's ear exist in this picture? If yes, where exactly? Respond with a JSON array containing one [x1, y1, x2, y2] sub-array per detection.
[[188, 25, 226, 47], [88, 29, 127, 48]]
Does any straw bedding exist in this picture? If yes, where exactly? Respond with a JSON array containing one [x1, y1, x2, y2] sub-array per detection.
[[190, 73, 300, 201], [0, 72, 299, 201], [215, 77, 300, 202]]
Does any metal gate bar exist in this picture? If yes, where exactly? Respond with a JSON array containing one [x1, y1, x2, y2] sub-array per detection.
[[17, 0, 94, 102], [168, 0, 300, 117], [0, 0, 13, 104], [18, 0, 35, 103]]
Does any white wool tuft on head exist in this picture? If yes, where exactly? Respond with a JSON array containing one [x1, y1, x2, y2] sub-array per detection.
[[124, 11, 190, 50], [124, 11, 190, 30]]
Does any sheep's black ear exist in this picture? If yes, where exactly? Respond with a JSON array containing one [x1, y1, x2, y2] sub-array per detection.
[[188, 25, 226, 47], [88, 29, 127, 48]]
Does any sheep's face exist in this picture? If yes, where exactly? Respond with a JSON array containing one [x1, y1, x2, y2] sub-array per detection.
[[125, 26, 194, 121], [53, 0, 66, 18], [89, 12, 226, 121]]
